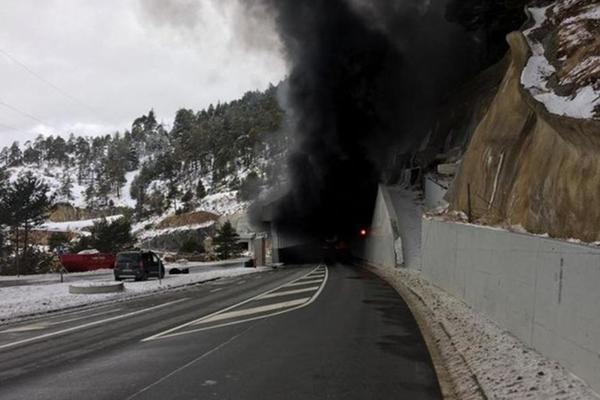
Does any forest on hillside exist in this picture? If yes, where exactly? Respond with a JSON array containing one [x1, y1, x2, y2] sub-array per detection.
[[0, 85, 287, 220]]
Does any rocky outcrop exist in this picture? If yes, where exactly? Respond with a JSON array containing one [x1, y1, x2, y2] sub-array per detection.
[[138, 226, 215, 252], [448, 29, 600, 242]]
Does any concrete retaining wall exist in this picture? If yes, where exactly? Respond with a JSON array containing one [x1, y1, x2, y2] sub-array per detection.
[[421, 217, 600, 392], [358, 186, 398, 268]]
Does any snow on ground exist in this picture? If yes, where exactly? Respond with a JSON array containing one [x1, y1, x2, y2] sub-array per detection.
[[6, 165, 140, 209], [108, 169, 139, 208], [7, 165, 87, 207], [370, 266, 600, 400], [37, 214, 123, 233], [0, 269, 113, 283], [196, 191, 248, 216], [521, 2, 600, 119], [0, 265, 268, 323]]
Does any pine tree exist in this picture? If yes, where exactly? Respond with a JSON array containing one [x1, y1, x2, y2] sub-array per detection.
[[213, 221, 241, 260], [196, 180, 207, 200], [58, 172, 75, 202], [1, 172, 52, 274]]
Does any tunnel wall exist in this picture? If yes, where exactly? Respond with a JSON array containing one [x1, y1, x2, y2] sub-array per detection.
[[357, 185, 398, 268], [421, 217, 600, 392]]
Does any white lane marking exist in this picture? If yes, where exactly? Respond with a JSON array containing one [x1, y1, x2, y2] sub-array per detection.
[[144, 266, 325, 342], [0, 298, 188, 351], [284, 279, 324, 287], [0, 308, 122, 333], [236, 280, 246, 285], [258, 286, 319, 299], [191, 298, 309, 325], [209, 288, 223, 293], [126, 327, 252, 400], [1, 323, 48, 333]]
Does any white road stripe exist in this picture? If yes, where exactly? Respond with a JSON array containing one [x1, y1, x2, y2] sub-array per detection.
[[0, 298, 188, 351], [285, 279, 323, 287], [209, 288, 223, 293], [257, 287, 319, 299], [0, 308, 122, 333], [144, 265, 326, 342], [192, 298, 309, 325], [153, 266, 330, 339]]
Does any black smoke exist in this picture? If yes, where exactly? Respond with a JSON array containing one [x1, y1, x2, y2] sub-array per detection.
[[247, 0, 527, 241]]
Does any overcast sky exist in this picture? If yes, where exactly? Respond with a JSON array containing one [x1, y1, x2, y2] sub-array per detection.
[[0, 0, 286, 147]]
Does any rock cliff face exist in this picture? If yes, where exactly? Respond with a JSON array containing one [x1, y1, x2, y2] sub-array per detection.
[[447, 1, 600, 242]]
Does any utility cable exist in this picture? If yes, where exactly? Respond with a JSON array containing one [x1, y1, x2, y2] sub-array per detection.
[[0, 99, 47, 125], [0, 48, 103, 118]]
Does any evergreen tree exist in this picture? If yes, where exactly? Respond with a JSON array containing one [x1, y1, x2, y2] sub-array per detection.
[[8, 142, 22, 166], [213, 221, 241, 260], [58, 172, 75, 202], [86, 218, 133, 253], [1, 172, 52, 274], [196, 180, 207, 200]]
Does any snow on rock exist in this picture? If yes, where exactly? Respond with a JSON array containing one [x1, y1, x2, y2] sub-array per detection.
[[196, 191, 248, 216], [0, 266, 268, 323], [369, 265, 600, 399], [136, 220, 216, 240], [521, 2, 600, 120], [38, 214, 123, 233]]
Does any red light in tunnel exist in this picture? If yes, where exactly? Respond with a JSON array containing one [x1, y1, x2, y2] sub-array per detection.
[[360, 229, 367, 236]]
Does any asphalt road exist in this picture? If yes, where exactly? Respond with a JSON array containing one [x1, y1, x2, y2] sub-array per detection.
[[0, 264, 441, 400]]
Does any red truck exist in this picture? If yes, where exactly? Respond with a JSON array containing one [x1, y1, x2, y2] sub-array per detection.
[[59, 253, 116, 273]]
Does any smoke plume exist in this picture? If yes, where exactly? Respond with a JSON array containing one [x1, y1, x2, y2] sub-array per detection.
[[255, 0, 488, 240]]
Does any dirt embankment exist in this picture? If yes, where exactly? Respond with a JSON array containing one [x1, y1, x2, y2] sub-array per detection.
[[447, 29, 600, 242]]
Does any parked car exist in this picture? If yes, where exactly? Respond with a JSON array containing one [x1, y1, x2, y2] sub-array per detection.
[[114, 250, 165, 281]]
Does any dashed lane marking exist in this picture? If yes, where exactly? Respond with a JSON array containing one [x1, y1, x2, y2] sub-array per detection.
[[0, 308, 123, 333], [143, 265, 328, 341]]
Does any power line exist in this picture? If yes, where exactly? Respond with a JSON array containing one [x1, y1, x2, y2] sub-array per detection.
[[0, 99, 47, 126], [0, 48, 102, 118], [0, 121, 21, 133]]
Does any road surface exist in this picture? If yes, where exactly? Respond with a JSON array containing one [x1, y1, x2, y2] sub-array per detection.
[[0, 264, 441, 399]]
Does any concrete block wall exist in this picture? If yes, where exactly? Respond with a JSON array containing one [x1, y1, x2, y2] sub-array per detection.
[[421, 218, 600, 392]]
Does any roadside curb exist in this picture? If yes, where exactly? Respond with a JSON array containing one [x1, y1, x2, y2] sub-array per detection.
[[361, 262, 487, 400], [68, 282, 125, 294]]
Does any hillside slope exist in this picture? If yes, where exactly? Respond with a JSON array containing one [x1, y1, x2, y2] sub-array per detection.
[[0, 86, 287, 226], [447, 1, 600, 242]]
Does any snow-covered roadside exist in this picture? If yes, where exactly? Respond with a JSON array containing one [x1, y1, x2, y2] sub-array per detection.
[[0, 269, 113, 283], [0, 267, 269, 324], [367, 265, 600, 400]]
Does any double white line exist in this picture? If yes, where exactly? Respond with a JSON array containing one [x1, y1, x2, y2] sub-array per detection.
[[143, 265, 328, 341]]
